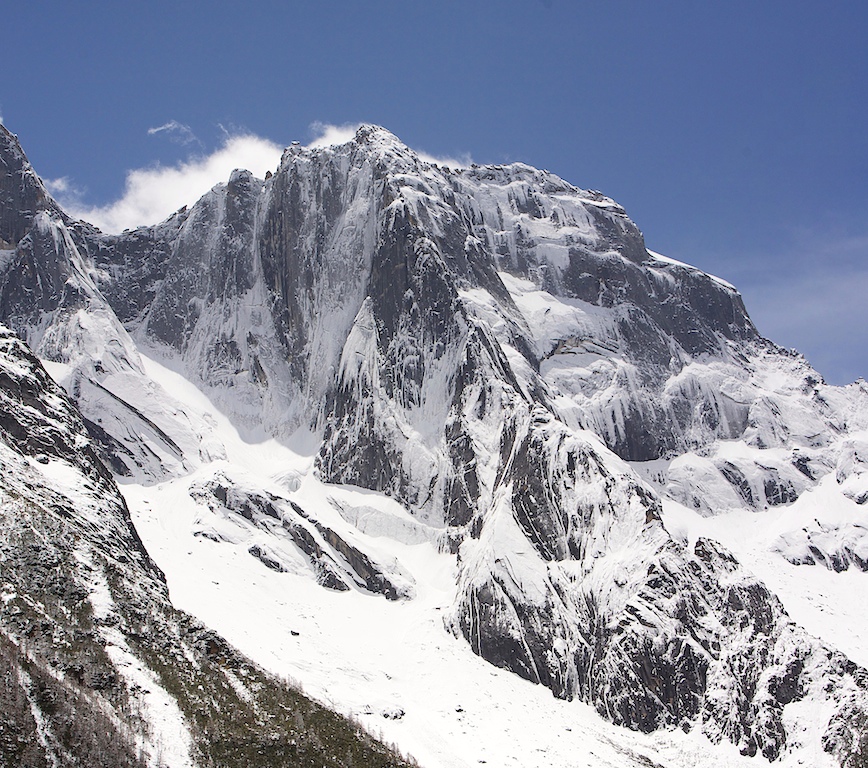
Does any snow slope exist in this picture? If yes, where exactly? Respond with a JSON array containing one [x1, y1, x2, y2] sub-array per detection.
[[123, 350, 861, 768]]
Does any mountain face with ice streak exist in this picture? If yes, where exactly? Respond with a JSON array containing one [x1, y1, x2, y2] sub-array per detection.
[[1, 120, 868, 766]]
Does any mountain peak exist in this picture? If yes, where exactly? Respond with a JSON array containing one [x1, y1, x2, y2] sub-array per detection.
[[351, 123, 404, 147]]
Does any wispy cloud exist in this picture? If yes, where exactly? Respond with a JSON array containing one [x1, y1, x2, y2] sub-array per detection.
[[417, 148, 473, 169], [147, 120, 202, 147], [307, 121, 472, 168], [66, 132, 283, 234], [307, 121, 363, 149], [44, 176, 82, 197], [736, 228, 868, 384]]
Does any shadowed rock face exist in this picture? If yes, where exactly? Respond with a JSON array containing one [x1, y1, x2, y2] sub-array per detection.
[[1, 123, 868, 765], [0, 214, 79, 329]]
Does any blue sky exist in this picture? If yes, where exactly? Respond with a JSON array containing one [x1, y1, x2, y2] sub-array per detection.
[[3, 1, 866, 383]]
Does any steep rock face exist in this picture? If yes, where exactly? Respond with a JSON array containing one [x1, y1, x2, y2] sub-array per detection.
[[2, 123, 868, 764], [0, 327, 157, 574], [0, 125, 67, 248], [90, 139, 386, 435], [0, 324, 183, 765]]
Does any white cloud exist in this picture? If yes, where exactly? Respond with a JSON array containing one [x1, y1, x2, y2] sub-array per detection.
[[306, 122, 364, 149], [147, 120, 201, 146], [67, 133, 283, 234]]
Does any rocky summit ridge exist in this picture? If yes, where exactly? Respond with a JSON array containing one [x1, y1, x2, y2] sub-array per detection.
[[0, 120, 867, 767]]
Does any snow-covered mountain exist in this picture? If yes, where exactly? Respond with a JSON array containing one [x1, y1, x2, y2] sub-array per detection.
[[0, 325, 418, 767], [1, 121, 866, 767]]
